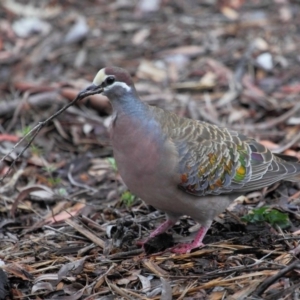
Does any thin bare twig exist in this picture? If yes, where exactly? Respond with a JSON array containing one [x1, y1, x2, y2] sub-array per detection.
[[0, 87, 103, 183], [231, 102, 300, 131], [68, 163, 98, 192], [253, 260, 300, 297], [272, 130, 300, 153]]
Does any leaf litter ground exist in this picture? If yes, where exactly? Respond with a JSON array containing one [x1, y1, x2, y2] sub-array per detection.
[[1, 1, 300, 299]]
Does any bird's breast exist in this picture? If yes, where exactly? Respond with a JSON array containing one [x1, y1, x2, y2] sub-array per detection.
[[110, 113, 178, 199], [111, 114, 163, 175]]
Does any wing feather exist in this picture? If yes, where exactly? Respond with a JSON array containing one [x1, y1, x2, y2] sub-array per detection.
[[151, 106, 300, 196]]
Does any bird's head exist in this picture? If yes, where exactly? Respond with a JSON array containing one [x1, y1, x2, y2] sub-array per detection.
[[80, 67, 135, 99]]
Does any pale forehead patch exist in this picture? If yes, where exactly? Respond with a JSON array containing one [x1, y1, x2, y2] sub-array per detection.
[[93, 68, 106, 85], [92, 68, 131, 92]]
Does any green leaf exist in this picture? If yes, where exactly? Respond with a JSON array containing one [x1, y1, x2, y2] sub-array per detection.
[[121, 191, 135, 207], [241, 206, 289, 229], [107, 157, 118, 172]]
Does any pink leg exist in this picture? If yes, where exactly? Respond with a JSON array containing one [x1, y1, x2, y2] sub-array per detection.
[[171, 225, 209, 254], [149, 219, 176, 238], [137, 219, 176, 246]]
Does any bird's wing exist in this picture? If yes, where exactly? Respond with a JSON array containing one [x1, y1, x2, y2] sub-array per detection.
[[155, 108, 300, 196]]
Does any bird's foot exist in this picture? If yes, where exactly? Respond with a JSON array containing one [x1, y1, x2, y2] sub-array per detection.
[[170, 242, 205, 254], [137, 233, 174, 254], [136, 219, 176, 247], [136, 239, 148, 247], [170, 225, 209, 254]]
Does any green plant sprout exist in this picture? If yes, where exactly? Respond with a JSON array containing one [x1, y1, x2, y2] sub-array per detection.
[[20, 125, 32, 137], [30, 144, 43, 156], [107, 157, 118, 172], [43, 165, 61, 187], [242, 206, 290, 229], [121, 191, 135, 207]]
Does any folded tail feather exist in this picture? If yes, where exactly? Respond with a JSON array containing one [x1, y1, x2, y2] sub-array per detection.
[[273, 153, 300, 182]]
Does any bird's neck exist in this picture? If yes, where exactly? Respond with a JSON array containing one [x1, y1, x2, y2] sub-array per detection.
[[109, 92, 165, 146], [110, 89, 149, 120]]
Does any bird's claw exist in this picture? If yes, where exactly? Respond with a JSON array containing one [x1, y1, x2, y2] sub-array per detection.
[[136, 239, 148, 247], [170, 242, 205, 254]]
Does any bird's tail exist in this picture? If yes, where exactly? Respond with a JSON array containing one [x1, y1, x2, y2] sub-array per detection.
[[274, 153, 300, 182], [286, 173, 300, 182]]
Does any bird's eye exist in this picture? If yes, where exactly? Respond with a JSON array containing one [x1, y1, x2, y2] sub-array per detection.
[[105, 76, 115, 86]]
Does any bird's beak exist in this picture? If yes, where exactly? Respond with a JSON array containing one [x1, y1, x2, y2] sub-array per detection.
[[79, 83, 104, 98]]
